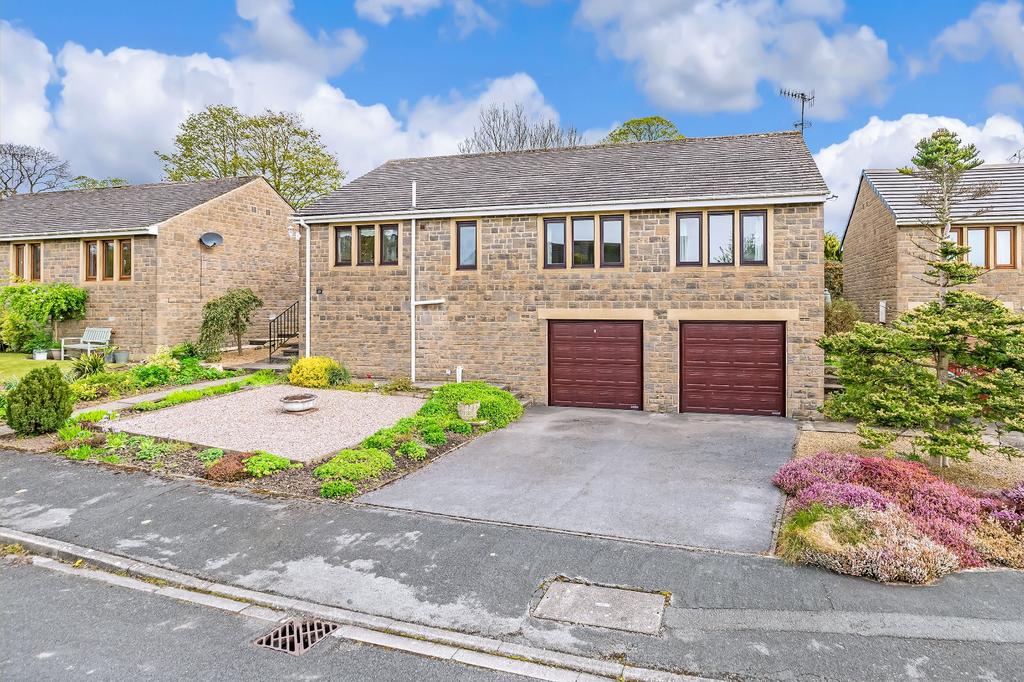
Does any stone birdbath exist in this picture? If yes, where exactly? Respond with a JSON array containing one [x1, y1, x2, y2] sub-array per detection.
[[280, 393, 318, 413]]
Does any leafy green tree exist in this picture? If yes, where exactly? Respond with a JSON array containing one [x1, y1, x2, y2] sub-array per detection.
[[822, 129, 1023, 464], [155, 105, 345, 207], [603, 116, 683, 144], [824, 233, 842, 261], [198, 288, 264, 356], [66, 175, 129, 190]]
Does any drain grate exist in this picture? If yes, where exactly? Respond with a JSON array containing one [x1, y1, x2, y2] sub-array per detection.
[[254, 618, 339, 655]]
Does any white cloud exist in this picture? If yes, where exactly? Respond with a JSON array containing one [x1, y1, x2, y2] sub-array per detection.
[[576, 0, 891, 120], [0, 3, 559, 184], [354, 0, 495, 36], [814, 113, 1024, 235]]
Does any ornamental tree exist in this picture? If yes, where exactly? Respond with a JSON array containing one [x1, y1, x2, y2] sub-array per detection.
[[821, 129, 1024, 464], [198, 288, 263, 356]]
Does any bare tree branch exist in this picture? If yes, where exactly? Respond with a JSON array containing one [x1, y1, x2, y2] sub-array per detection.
[[458, 103, 582, 154], [0, 144, 72, 197]]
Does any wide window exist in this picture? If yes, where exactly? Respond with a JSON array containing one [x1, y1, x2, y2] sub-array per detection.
[[708, 212, 735, 265], [572, 217, 595, 267], [995, 227, 1015, 268], [600, 215, 624, 267], [357, 226, 375, 265], [740, 210, 768, 265], [544, 218, 566, 268], [380, 224, 399, 266], [102, 240, 116, 280], [119, 239, 132, 280], [85, 241, 98, 281], [966, 228, 988, 268], [455, 221, 477, 270], [335, 227, 352, 266], [676, 213, 702, 266]]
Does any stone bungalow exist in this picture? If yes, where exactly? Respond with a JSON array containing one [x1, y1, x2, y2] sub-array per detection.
[[296, 132, 828, 418], [843, 165, 1024, 323], [0, 177, 300, 355]]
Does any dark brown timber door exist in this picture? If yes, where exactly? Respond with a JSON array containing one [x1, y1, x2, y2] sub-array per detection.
[[680, 322, 786, 416], [548, 321, 643, 410]]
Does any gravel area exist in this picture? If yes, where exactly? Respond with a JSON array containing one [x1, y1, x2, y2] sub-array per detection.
[[114, 384, 425, 462]]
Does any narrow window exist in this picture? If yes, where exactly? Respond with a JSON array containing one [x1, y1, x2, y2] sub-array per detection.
[[29, 243, 41, 281], [118, 239, 132, 280], [966, 228, 988, 268], [708, 212, 735, 265], [101, 240, 116, 280], [544, 218, 566, 268], [13, 244, 25, 279], [572, 216, 595, 267], [676, 213, 702, 266], [335, 227, 352, 266], [380, 224, 399, 266], [85, 241, 98, 281], [740, 210, 768, 265], [995, 227, 1015, 268], [357, 226, 375, 265], [947, 227, 962, 244], [456, 221, 477, 270], [600, 215, 624, 267]]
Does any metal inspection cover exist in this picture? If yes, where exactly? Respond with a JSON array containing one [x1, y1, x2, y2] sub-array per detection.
[[254, 618, 339, 655], [532, 581, 666, 635]]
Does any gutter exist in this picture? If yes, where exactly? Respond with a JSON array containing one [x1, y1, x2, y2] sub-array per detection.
[[408, 180, 446, 383], [292, 218, 312, 358], [0, 225, 160, 241]]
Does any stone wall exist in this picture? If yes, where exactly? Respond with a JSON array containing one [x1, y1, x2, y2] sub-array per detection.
[[842, 177, 898, 322], [309, 203, 826, 418]]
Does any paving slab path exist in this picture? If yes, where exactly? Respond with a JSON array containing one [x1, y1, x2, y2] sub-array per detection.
[[2, 450, 1023, 681]]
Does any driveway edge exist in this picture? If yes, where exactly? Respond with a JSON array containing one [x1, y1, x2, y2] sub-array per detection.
[[1, 526, 709, 682]]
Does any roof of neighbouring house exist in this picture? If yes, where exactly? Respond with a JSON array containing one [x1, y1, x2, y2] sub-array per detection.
[[298, 131, 828, 218], [859, 164, 1024, 226], [0, 176, 260, 239]]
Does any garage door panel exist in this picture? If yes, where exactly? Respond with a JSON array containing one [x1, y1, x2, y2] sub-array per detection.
[[681, 322, 786, 417], [549, 321, 643, 411]]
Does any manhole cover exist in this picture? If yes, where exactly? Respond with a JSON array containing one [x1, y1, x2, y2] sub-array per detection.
[[254, 618, 339, 655], [532, 581, 666, 635]]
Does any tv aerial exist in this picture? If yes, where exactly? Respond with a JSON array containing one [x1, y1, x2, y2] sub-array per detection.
[[780, 88, 815, 133]]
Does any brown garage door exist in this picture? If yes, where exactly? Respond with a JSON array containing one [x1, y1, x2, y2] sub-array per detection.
[[548, 321, 643, 410], [680, 322, 786, 417]]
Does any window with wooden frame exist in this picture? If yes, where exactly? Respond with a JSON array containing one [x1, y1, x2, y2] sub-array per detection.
[[29, 243, 41, 281], [357, 226, 375, 266], [739, 210, 768, 265], [966, 227, 988, 268], [84, 241, 98, 281], [13, 243, 25, 280], [380, 224, 399, 266], [947, 227, 962, 245], [676, 213, 702, 266], [456, 221, 477, 270], [118, 239, 132, 280], [599, 215, 624, 267], [708, 212, 735, 265], [544, 218, 566, 268], [334, 227, 352, 266], [995, 227, 1016, 268], [101, 240, 116, 280], [572, 216, 596, 267]]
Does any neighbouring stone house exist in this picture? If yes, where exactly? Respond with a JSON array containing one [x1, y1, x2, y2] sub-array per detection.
[[0, 177, 301, 356], [843, 166, 1024, 323], [296, 132, 828, 419]]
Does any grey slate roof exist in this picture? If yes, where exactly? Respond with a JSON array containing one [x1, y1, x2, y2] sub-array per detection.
[[299, 131, 828, 217], [863, 165, 1024, 225], [0, 176, 258, 239]]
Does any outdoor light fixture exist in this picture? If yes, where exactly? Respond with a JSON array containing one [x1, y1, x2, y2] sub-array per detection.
[[199, 232, 223, 248]]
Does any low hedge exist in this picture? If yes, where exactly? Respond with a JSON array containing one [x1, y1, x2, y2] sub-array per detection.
[[418, 381, 523, 430]]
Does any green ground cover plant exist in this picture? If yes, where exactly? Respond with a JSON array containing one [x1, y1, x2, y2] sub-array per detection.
[[132, 370, 277, 411], [243, 451, 300, 478]]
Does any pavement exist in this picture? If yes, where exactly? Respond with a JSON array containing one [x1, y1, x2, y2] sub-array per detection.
[[0, 560, 525, 681], [361, 407, 795, 552], [3, 450, 1024, 680]]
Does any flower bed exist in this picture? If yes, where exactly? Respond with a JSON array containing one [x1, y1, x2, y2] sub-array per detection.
[[774, 452, 1024, 583]]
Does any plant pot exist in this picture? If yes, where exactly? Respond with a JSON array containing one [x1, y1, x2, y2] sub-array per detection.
[[32, 350, 49, 361], [104, 353, 115, 363], [113, 350, 130, 363], [457, 401, 480, 421], [281, 393, 318, 413], [48, 349, 61, 360]]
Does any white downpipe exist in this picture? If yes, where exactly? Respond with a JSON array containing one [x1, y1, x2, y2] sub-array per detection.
[[410, 181, 417, 383], [294, 218, 312, 358]]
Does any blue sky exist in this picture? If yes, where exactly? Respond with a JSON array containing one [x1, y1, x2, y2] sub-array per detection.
[[1, 1, 1021, 232]]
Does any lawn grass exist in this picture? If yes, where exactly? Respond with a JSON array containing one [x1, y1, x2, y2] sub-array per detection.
[[0, 352, 72, 382]]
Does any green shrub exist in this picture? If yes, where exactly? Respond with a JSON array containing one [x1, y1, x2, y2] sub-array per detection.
[[327, 364, 351, 386], [131, 363, 173, 388], [196, 447, 225, 463], [825, 260, 843, 298], [170, 341, 202, 360], [314, 448, 394, 482], [446, 419, 472, 435], [242, 451, 299, 478], [104, 432, 129, 450], [4, 366, 74, 435], [173, 357, 233, 385], [70, 370, 138, 401], [60, 444, 95, 460], [397, 440, 427, 460], [289, 356, 342, 389], [70, 352, 106, 380], [419, 382, 522, 430], [825, 298, 862, 337], [57, 422, 92, 442], [361, 432, 396, 451], [320, 480, 357, 498], [382, 376, 414, 394], [339, 381, 373, 392], [420, 426, 447, 446], [198, 288, 263, 356], [0, 311, 36, 352], [72, 409, 112, 424]]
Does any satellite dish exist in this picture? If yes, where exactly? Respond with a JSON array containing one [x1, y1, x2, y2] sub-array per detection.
[[199, 232, 223, 248]]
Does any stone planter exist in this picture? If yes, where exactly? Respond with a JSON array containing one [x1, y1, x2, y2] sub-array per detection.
[[457, 401, 480, 421], [281, 393, 318, 413], [112, 350, 130, 363], [32, 350, 49, 361]]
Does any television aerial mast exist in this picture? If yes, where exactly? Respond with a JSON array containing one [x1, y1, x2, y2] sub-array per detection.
[[779, 88, 815, 134]]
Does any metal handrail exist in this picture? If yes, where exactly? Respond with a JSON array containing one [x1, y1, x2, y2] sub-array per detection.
[[268, 300, 300, 363]]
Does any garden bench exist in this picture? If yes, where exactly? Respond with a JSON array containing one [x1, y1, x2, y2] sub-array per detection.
[[60, 327, 112, 360]]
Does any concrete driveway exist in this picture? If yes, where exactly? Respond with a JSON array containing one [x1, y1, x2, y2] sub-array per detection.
[[358, 407, 796, 553]]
